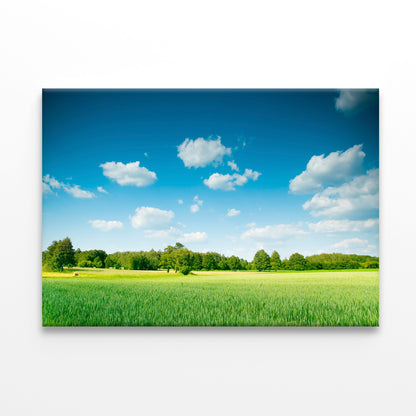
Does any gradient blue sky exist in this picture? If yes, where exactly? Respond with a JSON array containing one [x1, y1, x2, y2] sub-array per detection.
[[42, 89, 379, 260]]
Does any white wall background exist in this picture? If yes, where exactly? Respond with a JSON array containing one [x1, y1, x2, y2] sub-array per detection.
[[0, 1, 415, 415]]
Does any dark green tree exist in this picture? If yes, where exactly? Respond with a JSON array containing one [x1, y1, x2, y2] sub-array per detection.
[[160, 251, 173, 272], [202, 252, 216, 270], [270, 251, 281, 270], [288, 253, 307, 270], [93, 256, 104, 268], [253, 249, 271, 271], [227, 255, 240, 271], [218, 255, 229, 270], [175, 248, 192, 274], [191, 252, 203, 270], [43, 237, 75, 271]]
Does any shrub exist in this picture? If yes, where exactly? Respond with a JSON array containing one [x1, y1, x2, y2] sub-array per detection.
[[180, 266, 192, 275]]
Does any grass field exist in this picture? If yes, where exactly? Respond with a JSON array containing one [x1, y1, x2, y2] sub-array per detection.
[[42, 269, 379, 326]]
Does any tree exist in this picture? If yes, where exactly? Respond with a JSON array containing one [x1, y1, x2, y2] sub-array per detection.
[[105, 255, 117, 269], [218, 255, 229, 270], [93, 256, 103, 268], [280, 259, 289, 270], [202, 252, 216, 270], [145, 249, 161, 270], [128, 253, 150, 270], [227, 255, 240, 271], [160, 252, 173, 272], [161, 243, 185, 272], [174, 248, 192, 274], [77, 249, 107, 267], [191, 252, 203, 270], [288, 253, 307, 270], [270, 251, 281, 270], [253, 250, 271, 271], [43, 237, 75, 271]]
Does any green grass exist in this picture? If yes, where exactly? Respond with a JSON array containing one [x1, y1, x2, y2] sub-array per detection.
[[42, 269, 379, 326]]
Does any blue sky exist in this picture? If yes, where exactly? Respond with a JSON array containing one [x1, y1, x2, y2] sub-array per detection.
[[42, 89, 379, 260]]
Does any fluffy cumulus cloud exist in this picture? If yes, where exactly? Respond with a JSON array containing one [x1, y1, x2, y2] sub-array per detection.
[[97, 186, 108, 194], [335, 89, 378, 114], [177, 136, 231, 168], [178, 199, 184, 205], [303, 168, 379, 219], [64, 185, 95, 199], [241, 224, 306, 241], [243, 169, 261, 181], [130, 207, 174, 229], [332, 238, 369, 249], [100, 161, 157, 187], [227, 208, 241, 217], [227, 160, 239, 171], [204, 173, 235, 191], [204, 169, 261, 191], [144, 227, 207, 243], [308, 218, 379, 233], [89, 220, 123, 231], [289, 144, 365, 194]]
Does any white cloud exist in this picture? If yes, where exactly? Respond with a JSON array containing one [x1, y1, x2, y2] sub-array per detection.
[[289, 144, 365, 194], [193, 195, 203, 206], [243, 169, 261, 181], [43, 174, 63, 189], [131, 207, 174, 229], [177, 136, 231, 168], [144, 152, 148, 157], [89, 220, 123, 231], [100, 161, 157, 187], [97, 186, 108, 194], [228, 160, 239, 171], [233, 174, 248, 186], [178, 199, 184, 205], [64, 185, 95, 199], [182, 231, 208, 243], [241, 224, 306, 241], [42, 182, 52, 195], [190, 195, 203, 213], [227, 208, 241, 217], [332, 238, 369, 249], [308, 218, 379, 233], [190, 204, 200, 213], [204, 173, 235, 191], [42, 174, 95, 198], [246, 222, 256, 228], [144, 227, 207, 243], [335, 89, 378, 113], [303, 168, 379, 219], [204, 168, 261, 191]]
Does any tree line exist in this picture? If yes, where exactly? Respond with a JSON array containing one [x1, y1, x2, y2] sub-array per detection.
[[42, 238, 379, 273]]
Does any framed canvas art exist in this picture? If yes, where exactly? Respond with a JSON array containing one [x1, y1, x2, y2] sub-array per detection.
[[42, 89, 379, 326]]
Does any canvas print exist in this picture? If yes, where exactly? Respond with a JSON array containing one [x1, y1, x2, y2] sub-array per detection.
[[42, 89, 379, 326]]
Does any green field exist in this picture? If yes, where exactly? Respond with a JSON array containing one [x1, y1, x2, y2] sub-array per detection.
[[42, 269, 379, 326]]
